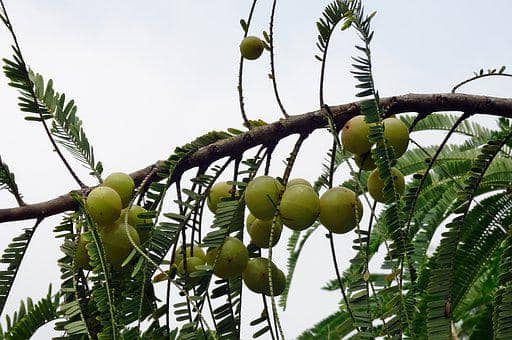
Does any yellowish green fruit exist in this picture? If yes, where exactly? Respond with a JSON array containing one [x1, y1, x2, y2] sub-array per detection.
[[207, 182, 233, 214], [367, 167, 405, 203], [102, 172, 135, 208], [319, 187, 363, 234], [341, 115, 374, 155], [205, 237, 248, 279], [279, 185, 320, 231], [178, 256, 205, 285], [248, 218, 282, 248], [174, 244, 206, 265], [75, 234, 92, 270], [383, 117, 409, 158], [246, 213, 256, 233], [99, 221, 140, 269], [287, 178, 312, 188], [239, 36, 264, 60], [245, 176, 283, 220], [354, 152, 376, 171], [242, 258, 285, 296], [86, 186, 122, 225], [123, 205, 152, 243]]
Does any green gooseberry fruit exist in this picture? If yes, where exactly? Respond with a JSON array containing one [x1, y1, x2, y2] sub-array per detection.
[[287, 178, 312, 188], [279, 184, 320, 231], [319, 187, 363, 234], [75, 234, 92, 270], [99, 220, 140, 269], [178, 256, 205, 285], [207, 181, 233, 214], [245, 176, 283, 220], [86, 186, 122, 225], [174, 244, 206, 265], [246, 213, 256, 233], [354, 152, 376, 171], [118, 205, 152, 243], [367, 167, 405, 203], [383, 117, 409, 158], [239, 36, 265, 60], [205, 237, 248, 279], [102, 172, 135, 208], [242, 257, 285, 296], [248, 217, 283, 248], [341, 115, 374, 155]]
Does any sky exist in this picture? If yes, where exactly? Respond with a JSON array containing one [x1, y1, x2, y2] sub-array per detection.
[[0, 0, 511, 339]]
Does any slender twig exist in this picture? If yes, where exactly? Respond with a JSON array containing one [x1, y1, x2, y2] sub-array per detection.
[[268, 0, 288, 118], [451, 72, 512, 93]]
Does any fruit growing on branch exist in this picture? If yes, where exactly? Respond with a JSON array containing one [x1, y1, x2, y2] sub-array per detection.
[[367, 167, 405, 203], [279, 184, 320, 231], [245, 176, 283, 220], [177, 256, 205, 285], [354, 152, 376, 171], [239, 36, 264, 60], [120, 205, 152, 243], [99, 220, 140, 269], [341, 115, 373, 155], [319, 187, 363, 234], [86, 186, 122, 225], [205, 236, 248, 279], [248, 217, 283, 248], [174, 244, 206, 265], [242, 257, 286, 296], [75, 234, 92, 270], [102, 172, 135, 208], [286, 178, 312, 188], [382, 117, 410, 157], [207, 181, 234, 213]]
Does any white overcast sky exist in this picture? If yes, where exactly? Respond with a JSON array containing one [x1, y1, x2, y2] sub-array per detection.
[[0, 1, 511, 339]]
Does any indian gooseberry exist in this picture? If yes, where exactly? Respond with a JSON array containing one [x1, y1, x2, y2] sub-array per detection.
[[367, 167, 405, 203], [246, 213, 256, 233], [178, 256, 205, 285], [242, 257, 285, 296], [319, 187, 363, 234], [86, 186, 122, 225], [245, 176, 283, 220], [205, 237, 248, 279], [207, 181, 234, 214], [341, 115, 373, 155], [239, 36, 265, 60], [354, 152, 376, 171], [99, 221, 140, 269], [383, 117, 409, 158], [75, 234, 92, 270], [102, 172, 135, 208], [287, 178, 312, 188], [117, 205, 152, 243], [248, 218, 283, 248], [279, 184, 320, 231], [174, 244, 206, 265]]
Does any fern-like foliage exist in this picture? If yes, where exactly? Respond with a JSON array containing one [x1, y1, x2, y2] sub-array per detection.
[[493, 233, 512, 339], [0, 155, 23, 205], [0, 285, 60, 340]]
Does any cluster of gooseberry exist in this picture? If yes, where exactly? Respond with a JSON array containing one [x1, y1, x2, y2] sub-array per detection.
[[342, 115, 409, 203], [75, 172, 151, 271]]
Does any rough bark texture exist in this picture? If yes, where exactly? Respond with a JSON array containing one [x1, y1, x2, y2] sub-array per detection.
[[1, 93, 511, 223]]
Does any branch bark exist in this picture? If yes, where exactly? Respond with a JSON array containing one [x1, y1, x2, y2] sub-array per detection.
[[1, 92, 511, 223]]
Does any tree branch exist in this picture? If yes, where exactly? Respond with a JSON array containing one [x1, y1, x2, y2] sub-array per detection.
[[1, 92, 511, 223]]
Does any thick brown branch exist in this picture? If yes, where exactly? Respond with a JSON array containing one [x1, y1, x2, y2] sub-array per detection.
[[1, 93, 511, 223]]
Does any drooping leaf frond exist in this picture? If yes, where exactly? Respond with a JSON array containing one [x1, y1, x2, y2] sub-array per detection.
[[0, 155, 23, 205]]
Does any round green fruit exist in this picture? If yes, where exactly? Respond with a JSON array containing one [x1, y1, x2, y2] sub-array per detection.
[[205, 237, 248, 279], [86, 186, 122, 225], [279, 184, 320, 231], [287, 178, 312, 188], [239, 36, 264, 60], [207, 182, 233, 214], [341, 115, 374, 155], [319, 187, 363, 234], [75, 234, 92, 270], [248, 218, 282, 248], [383, 117, 409, 158], [178, 256, 205, 285], [246, 213, 256, 233], [120, 205, 152, 243], [367, 167, 405, 203], [354, 152, 376, 171], [174, 244, 206, 265], [99, 221, 140, 269], [245, 176, 283, 220], [102, 172, 135, 208], [242, 258, 285, 296]]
